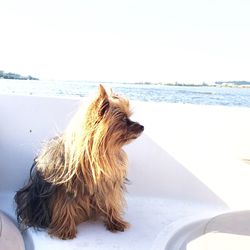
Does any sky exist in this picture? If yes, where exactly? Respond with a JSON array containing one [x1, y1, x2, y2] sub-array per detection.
[[0, 0, 250, 83]]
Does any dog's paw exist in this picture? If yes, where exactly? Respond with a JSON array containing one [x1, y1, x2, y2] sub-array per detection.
[[49, 228, 77, 240], [105, 219, 130, 232]]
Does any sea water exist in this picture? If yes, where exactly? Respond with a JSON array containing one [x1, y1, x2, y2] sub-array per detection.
[[1, 79, 250, 108]]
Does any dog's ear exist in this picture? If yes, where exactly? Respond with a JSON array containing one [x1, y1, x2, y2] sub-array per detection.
[[98, 84, 108, 99], [109, 87, 114, 96], [99, 99, 110, 117], [98, 85, 109, 116]]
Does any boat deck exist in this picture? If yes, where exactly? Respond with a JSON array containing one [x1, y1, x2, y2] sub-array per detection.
[[0, 193, 224, 250], [1, 96, 250, 249]]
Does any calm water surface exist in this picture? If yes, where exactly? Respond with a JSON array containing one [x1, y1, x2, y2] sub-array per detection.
[[1, 79, 250, 107]]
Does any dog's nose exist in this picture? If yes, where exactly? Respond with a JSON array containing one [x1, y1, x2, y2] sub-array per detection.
[[130, 122, 144, 133]]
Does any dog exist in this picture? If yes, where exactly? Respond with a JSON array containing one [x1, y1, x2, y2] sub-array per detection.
[[15, 85, 144, 239]]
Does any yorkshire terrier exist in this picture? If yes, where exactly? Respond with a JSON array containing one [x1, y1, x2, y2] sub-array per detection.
[[15, 85, 144, 239]]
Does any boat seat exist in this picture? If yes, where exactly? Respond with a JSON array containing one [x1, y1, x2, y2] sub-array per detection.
[[0, 211, 25, 250]]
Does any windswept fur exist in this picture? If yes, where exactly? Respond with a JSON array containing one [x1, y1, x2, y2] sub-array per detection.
[[15, 160, 58, 229], [15, 85, 144, 239]]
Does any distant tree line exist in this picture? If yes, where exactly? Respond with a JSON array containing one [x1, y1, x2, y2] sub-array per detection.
[[215, 81, 250, 86], [0, 70, 39, 80]]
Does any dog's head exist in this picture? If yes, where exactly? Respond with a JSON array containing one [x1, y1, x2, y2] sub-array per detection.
[[86, 85, 144, 148]]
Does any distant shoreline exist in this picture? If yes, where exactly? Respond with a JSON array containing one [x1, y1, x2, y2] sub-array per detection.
[[0, 70, 39, 80], [79, 79, 250, 88], [107, 81, 250, 88], [1, 75, 250, 88]]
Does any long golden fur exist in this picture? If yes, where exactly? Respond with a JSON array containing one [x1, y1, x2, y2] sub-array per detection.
[[15, 85, 144, 239]]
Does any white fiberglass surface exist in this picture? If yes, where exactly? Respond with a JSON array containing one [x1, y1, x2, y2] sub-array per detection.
[[159, 211, 250, 250], [0, 192, 222, 250]]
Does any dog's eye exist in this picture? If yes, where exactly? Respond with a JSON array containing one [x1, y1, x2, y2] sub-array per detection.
[[122, 116, 127, 123]]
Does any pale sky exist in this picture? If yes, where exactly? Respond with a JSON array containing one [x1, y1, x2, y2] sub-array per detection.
[[0, 0, 250, 83]]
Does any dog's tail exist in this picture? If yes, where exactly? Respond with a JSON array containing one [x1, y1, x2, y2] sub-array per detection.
[[14, 160, 57, 230]]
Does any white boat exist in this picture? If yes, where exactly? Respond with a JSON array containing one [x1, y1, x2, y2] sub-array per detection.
[[1, 94, 250, 250]]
